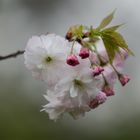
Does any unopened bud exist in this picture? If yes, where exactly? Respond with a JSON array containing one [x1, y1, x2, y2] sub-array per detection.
[[92, 66, 104, 77], [102, 85, 114, 96], [79, 47, 90, 59], [89, 91, 107, 109], [89, 99, 98, 109], [66, 54, 79, 66], [118, 74, 130, 86]]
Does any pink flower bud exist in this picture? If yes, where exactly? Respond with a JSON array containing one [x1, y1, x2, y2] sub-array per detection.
[[89, 99, 98, 109], [79, 48, 90, 59], [96, 91, 107, 104], [102, 85, 114, 96], [66, 54, 79, 66], [119, 74, 130, 86], [89, 91, 107, 109], [92, 66, 104, 77]]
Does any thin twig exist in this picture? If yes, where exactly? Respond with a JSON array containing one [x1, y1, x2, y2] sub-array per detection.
[[0, 50, 25, 61]]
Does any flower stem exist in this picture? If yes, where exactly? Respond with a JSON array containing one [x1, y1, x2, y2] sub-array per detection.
[[70, 40, 76, 54]]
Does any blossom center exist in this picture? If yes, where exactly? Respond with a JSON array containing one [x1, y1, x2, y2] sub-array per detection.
[[44, 56, 53, 64], [74, 79, 84, 88]]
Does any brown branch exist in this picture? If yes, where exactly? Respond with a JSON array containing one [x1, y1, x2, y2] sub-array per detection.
[[0, 50, 25, 61]]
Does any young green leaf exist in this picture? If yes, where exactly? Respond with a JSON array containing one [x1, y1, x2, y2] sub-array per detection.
[[102, 24, 124, 32], [67, 25, 84, 40], [97, 10, 116, 30], [101, 36, 119, 63], [108, 32, 134, 55]]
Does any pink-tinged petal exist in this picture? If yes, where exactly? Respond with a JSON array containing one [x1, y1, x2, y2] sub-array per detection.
[[95, 37, 109, 61], [89, 52, 100, 65], [96, 91, 107, 104], [103, 64, 117, 87], [119, 48, 129, 60], [113, 54, 124, 72], [113, 48, 129, 72]]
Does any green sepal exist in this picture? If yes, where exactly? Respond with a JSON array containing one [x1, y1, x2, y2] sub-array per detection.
[[73, 25, 84, 39], [67, 25, 84, 40]]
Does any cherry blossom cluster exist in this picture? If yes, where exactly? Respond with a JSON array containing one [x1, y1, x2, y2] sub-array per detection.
[[24, 31, 130, 120]]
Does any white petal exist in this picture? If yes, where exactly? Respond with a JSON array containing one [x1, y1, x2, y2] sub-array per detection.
[[70, 85, 78, 97]]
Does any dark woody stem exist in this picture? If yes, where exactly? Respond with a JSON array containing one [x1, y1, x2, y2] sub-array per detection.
[[0, 32, 77, 61], [110, 63, 120, 75], [110, 63, 122, 79], [0, 50, 25, 61]]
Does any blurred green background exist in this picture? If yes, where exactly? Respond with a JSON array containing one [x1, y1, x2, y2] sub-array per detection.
[[0, 0, 140, 140]]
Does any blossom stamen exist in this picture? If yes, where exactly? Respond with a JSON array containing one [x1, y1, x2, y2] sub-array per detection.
[[74, 79, 84, 88], [45, 56, 53, 63]]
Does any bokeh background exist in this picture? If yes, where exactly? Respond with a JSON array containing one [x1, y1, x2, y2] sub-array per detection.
[[0, 0, 139, 140]]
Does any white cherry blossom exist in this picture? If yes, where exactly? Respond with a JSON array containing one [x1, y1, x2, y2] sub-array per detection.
[[42, 58, 104, 120], [24, 34, 70, 87]]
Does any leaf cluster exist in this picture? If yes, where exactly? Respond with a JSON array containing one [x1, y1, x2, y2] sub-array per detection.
[[66, 11, 133, 63], [92, 10, 133, 63]]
